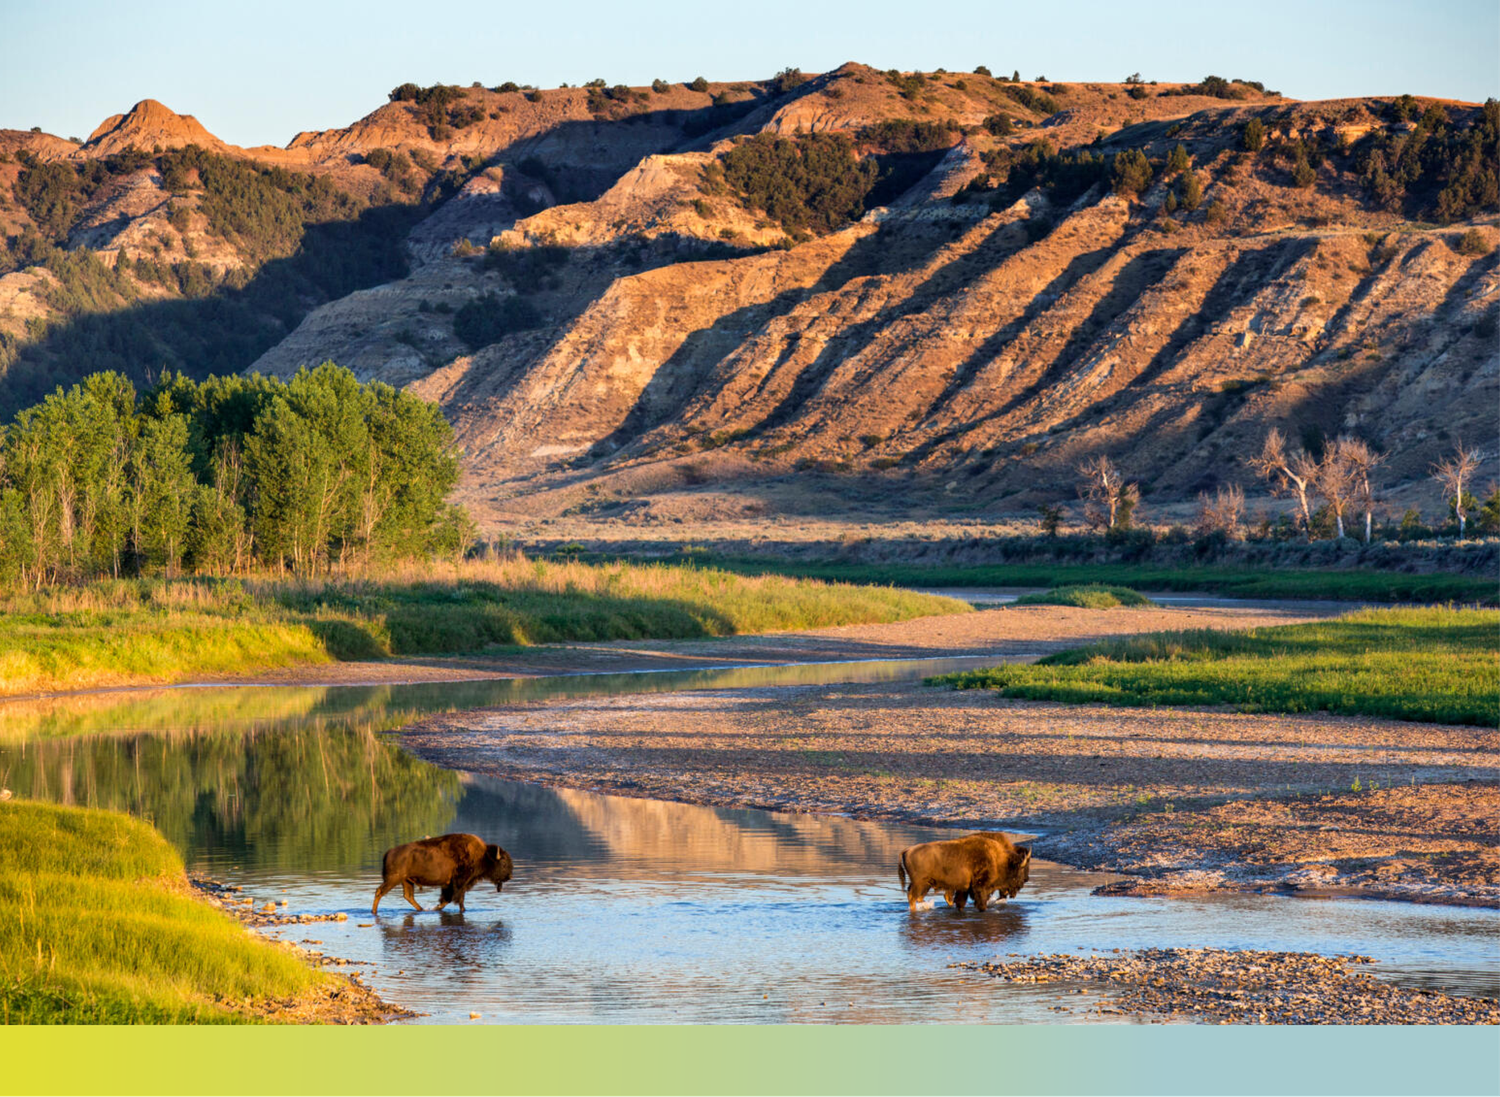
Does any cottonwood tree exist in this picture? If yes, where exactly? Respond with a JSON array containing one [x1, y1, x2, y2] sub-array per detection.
[[1335, 437, 1383, 543], [131, 403, 195, 577], [1312, 443, 1357, 540], [1248, 428, 1318, 539], [0, 363, 461, 584], [1431, 443, 1481, 536], [1077, 455, 1139, 531]]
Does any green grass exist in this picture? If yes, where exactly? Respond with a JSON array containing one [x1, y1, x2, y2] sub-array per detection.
[[690, 557, 1499, 605], [1012, 584, 1156, 609], [0, 558, 968, 696], [932, 607, 1499, 726], [0, 800, 322, 1023]]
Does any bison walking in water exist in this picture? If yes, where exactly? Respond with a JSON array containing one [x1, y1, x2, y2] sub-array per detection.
[[897, 831, 1031, 913], [372, 833, 513, 915]]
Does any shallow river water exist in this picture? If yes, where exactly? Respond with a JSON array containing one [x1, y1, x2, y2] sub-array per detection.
[[3, 652, 1495, 1023]]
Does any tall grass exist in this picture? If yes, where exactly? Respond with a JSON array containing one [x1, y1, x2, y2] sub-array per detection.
[[0, 801, 321, 1023], [0, 558, 969, 697], [1012, 584, 1155, 609], [933, 607, 1499, 726]]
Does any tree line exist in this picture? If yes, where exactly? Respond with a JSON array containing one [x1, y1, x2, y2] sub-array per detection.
[[1057, 435, 1497, 544], [0, 363, 467, 587]]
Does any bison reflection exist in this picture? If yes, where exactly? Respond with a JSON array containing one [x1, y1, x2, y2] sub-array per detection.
[[373, 833, 514, 915], [898, 832, 1031, 913]]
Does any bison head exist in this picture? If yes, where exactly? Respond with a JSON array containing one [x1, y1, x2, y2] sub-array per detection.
[[1003, 845, 1032, 898], [484, 845, 514, 892]]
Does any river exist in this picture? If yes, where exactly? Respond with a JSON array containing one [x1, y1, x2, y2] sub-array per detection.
[[2, 650, 1494, 1023]]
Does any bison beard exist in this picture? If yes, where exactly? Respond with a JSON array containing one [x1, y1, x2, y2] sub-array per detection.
[[897, 832, 1031, 913], [372, 833, 514, 915]]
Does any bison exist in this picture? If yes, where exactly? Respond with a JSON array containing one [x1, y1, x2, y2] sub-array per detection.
[[897, 831, 1031, 913], [372, 833, 513, 915]]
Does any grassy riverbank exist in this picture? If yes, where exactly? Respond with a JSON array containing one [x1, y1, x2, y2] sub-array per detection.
[[693, 557, 1498, 604], [934, 607, 1499, 726], [0, 801, 322, 1023], [0, 558, 967, 697]]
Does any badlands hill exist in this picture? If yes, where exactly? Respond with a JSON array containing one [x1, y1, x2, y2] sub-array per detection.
[[1, 66, 1495, 530]]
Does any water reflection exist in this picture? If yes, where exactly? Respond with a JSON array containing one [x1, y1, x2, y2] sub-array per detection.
[[3, 725, 460, 871], [0, 654, 1007, 746], [898, 904, 1029, 952]]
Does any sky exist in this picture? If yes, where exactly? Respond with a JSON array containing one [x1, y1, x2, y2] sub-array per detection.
[[3, 0, 1497, 147]]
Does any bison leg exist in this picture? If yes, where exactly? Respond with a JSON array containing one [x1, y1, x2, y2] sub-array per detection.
[[907, 880, 930, 913], [372, 880, 395, 915], [401, 879, 423, 911], [971, 887, 990, 913], [951, 889, 970, 911]]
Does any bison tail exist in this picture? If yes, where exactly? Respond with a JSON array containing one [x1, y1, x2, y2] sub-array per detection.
[[897, 850, 908, 890]]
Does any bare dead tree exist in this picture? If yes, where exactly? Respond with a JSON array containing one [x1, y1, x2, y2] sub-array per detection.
[[1077, 455, 1139, 531], [1432, 442, 1481, 536], [1247, 428, 1317, 539], [1334, 437, 1383, 543], [1195, 483, 1246, 538], [1313, 443, 1357, 540]]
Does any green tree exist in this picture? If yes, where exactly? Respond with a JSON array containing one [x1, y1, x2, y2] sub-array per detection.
[[130, 405, 195, 575], [1110, 148, 1153, 196], [1179, 171, 1203, 210], [1165, 144, 1190, 174], [1243, 118, 1266, 152]]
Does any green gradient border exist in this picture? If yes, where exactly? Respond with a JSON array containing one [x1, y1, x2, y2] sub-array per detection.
[[1, 1027, 1496, 1096]]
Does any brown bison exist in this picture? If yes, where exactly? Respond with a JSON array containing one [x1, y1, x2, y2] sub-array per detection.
[[897, 831, 1031, 913], [372, 833, 513, 915]]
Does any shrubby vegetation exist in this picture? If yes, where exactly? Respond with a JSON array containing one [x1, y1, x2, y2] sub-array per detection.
[[956, 138, 1116, 207], [388, 83, 484, 137], [0, 364, 463, 585], [453, 292, 545, 348], [768, 68, 807, 95], [720, 133, 878, 235], [1002, 85, 1060, 115], [717, 122, 966, 235], [1357, 98, 1499, 222]]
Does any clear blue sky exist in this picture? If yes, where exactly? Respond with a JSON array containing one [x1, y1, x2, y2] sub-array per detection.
[[4, 0, 1496, 147]]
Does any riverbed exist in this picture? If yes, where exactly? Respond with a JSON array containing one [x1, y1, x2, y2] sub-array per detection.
[[3, 645, 1495, 1024]]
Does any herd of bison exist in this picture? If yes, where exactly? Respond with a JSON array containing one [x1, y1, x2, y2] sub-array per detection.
[[371, 831, 1032, 915]]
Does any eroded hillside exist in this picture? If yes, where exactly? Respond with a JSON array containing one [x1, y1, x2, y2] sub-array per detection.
[[2, 67, 1495, 525]]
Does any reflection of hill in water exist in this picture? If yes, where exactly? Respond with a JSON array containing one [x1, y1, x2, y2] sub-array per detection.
[[453, 774, 945, 878]]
